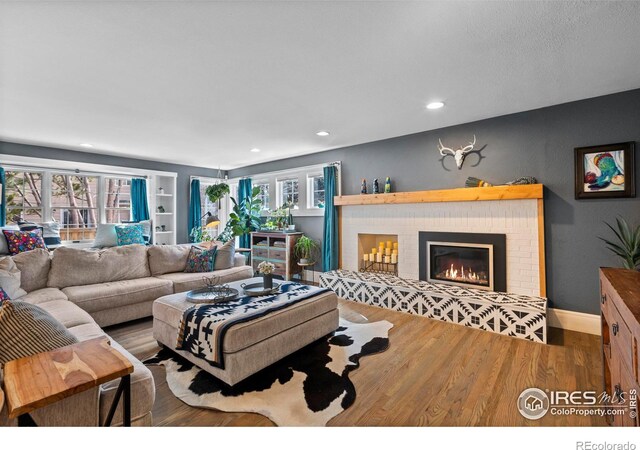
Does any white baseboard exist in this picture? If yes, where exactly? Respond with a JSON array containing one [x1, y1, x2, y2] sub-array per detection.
[[548, 308, 601, 335]]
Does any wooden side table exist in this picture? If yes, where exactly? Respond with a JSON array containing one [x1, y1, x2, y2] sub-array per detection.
[[3, 337, 134, 427]]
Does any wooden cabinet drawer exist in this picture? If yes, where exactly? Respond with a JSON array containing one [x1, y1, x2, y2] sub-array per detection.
[[253, 247, 269, 258], [269, 249, 287, 261], [609, 302, 634, 374]]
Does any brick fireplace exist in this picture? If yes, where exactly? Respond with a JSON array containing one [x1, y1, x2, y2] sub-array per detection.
[[337, 186, 544, 297]]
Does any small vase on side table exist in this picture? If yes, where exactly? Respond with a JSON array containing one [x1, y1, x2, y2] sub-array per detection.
[[263, 273, 273, 289]]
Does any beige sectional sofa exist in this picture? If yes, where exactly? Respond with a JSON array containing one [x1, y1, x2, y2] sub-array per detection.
[[0, 243, 254, 427]]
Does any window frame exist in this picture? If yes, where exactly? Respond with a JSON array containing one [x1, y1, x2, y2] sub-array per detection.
[[276, 177, 300, 210], [104, 176, 132, 224], [3, 169, 45, 224], [50, 172, 100, 242], [306, 173, 325, 209]]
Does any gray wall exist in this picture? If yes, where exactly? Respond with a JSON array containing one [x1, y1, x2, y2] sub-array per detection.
[[229, 88, 640, 315], [0, 141, 219, 243]]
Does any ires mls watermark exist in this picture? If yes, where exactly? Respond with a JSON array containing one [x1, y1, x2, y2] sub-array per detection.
[[517, 387, 638, 420]]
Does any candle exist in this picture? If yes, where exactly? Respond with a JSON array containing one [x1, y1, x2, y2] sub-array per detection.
[[393, 242, 398, 250], [372, 248, 377, 254], [391, 254, 397, 264], [392, 249, 398, 255], [376, 253, 382, 263], [386, 241, 392, 249], [384, 255, 391, 263], [363, 254, 369, 262], [370, 253, 375, 261], [385, 248, 391, 256]]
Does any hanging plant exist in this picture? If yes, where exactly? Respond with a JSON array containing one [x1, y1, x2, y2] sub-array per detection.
[[205, 183, 230, 203]]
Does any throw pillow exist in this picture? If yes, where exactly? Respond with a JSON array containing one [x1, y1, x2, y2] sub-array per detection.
[[0, 287, 10, 305], [92, 223, 118, 248], [184, 246, 218, 273], [0, 297, 78, 366], [2, 229, 47, 255], [0, 226, 20, 255], [40, 222, 62, 249], [213, 239, 236, 270], [115, 224, 145, 246], [0, 257, 27, 299]]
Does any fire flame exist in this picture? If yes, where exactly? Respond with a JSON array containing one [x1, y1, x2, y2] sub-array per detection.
[[443, 263, 484, 283]]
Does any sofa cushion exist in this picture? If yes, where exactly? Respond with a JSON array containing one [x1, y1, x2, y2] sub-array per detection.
[[157, 265, 254, 293], [19, 287, 68, 305], [62, 277, 173, 313], [66, 322, 108, 342], [213, 239, 235, 270], [0, 257, 27, 299], [37, 299, 96, 329], [0, 299, 78, 365], [12, 248, 51, 292], [147, 244, 191, 276], [48, 245, 151, 289]]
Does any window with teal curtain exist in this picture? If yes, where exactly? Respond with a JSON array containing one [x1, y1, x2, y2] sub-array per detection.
[[189, 179, 201, 242], [322, 165, 338, 272], [237, 178, 252, 249], [131, 178, 150, 222], [0, 167, 5, 226]]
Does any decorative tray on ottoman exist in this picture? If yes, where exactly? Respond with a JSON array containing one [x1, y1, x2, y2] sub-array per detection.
[[240, 281, 281, 297], [186, 276, 239, 304]]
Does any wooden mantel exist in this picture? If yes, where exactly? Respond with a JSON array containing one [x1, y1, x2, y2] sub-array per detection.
[[334, 184, 543, 206]]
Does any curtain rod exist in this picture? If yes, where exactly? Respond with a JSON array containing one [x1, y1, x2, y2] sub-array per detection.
[[3, 163, 148, 179]]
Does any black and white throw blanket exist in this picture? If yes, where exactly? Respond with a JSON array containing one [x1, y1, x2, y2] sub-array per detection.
[[177, 282, 329, 369]]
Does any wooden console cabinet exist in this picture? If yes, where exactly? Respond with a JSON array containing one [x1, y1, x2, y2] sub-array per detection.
[[599, 268, 640, 427], [251, 232, 302, 281]]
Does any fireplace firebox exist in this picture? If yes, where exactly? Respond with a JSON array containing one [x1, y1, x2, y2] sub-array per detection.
[[419, 232, 506, 292]]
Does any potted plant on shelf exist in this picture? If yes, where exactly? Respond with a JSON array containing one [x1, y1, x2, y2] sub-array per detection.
[[257, 261, 275, 289], [599, 217, 640, 270], [294, 235, 319, 265]]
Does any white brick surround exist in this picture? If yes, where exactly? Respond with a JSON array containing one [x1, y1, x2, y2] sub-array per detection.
[[340, 199, 542, 297]]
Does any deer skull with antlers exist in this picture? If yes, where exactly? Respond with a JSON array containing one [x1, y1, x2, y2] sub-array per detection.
[[438, 135, 478, 170]]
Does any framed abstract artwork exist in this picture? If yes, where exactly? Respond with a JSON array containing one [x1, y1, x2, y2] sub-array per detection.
[[574, 142, 635, 199]]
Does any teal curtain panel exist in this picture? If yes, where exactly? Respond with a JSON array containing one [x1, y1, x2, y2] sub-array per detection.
[[322, 165, 338, 272], [189, 178, 201, 242], [131, 178, 150, 222]]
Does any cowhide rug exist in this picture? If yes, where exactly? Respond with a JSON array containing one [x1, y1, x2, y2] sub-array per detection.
[[145, 318, 393, 426]]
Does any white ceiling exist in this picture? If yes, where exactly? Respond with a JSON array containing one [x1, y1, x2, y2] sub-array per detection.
[[1, 1, 640, 170]]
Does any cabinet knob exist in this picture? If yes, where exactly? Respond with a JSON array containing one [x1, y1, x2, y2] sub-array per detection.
[[612, 323, 619, 336], [601, 294, 607, 304]]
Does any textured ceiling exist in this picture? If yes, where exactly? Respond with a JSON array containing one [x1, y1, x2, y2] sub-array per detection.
[[1, 1, 640, 169]]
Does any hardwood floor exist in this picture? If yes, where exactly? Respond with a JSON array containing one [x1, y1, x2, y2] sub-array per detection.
[[105, 300, 606, 426]]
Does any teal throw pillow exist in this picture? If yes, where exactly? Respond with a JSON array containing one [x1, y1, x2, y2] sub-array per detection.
[[115, 224, 145, 246]]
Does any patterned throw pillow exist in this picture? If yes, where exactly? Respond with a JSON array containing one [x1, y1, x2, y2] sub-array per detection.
[[0, 287, 10, 306], [115, 225, 145, 246], [0, 296, 78, 365], [184, 246, 218, 273], [2, 229, 47, 255]]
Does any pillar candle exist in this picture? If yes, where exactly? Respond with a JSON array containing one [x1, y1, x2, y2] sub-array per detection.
[[385, 248, 391, 256], [372, 248, 377, 254], [384, 255, 391, 263], [391, 254, 398, 264], [386, 241, 392, 249], [370, 253, 375, 261], [376, 253, 382, 263], [392, 249, 398, 255], [393, 242, 398, 250], [363, 254, 369, 262]]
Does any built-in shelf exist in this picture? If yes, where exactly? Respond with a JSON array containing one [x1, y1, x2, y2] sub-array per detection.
[[155, 212, 174, 215], [334, 184, 543, 206], [156, 193, 173, 197]]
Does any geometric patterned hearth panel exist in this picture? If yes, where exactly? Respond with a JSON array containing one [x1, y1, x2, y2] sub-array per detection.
[[319, 270, 547, 344]]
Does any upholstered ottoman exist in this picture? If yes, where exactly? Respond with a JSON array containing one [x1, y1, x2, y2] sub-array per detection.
[[152, 278, 339, 385]]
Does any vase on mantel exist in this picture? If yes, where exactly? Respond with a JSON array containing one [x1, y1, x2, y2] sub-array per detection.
[[263, 274, 273, 289]]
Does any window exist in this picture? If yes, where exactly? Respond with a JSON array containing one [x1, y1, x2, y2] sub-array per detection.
[[4, 170, 43, 224], [307, 174, 325, 209], [277, 178, 299, 208], [51, 174, 98, 241], [199, 182, 219, 228], [105, 177, 131, 223], [255, 183, 270, 210]]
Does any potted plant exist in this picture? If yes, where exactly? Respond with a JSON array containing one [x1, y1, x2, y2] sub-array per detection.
[[599, 217, 640, 270], [217, 186, 263, 242], [257, 261, 275, 289], [294, 235, 319, 265], [205, 183, 230, 203]]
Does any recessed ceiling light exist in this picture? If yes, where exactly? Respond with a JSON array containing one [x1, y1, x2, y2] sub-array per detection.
[[250, 148, 261, 153], [426, 101, 445, 110], [316, 131, 330, 136], [79, 143, 94, 148]]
